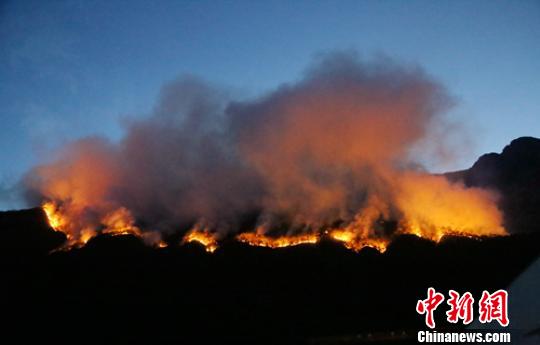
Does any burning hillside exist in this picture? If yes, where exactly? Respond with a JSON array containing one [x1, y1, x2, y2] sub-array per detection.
[[27, 53, 506, 252], [2, 205, 539, 345], [4, 135, 540, 344]]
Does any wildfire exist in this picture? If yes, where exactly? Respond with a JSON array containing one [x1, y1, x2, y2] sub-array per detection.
[[78, 228, 96, 246], [182, 227, 219, 253], [397, 220, 464, 243], [394, 173, 507, 241], [42, 174, 507, 254], [42, 201, 68, 233], [43, 198, 506, 254], [328, 228, 389, 253], [31, 57, 508, 257], [101, 207, 141, 237], [42, 201, 166, 249], [399, 223, 485, 243], [236, 232, 320, 248]]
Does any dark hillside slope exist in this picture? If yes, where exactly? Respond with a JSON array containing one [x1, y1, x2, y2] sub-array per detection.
[[1, 208, 539, 344]]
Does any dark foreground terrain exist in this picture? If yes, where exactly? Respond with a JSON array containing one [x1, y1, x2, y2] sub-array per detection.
[[1, 207, 539, 344]]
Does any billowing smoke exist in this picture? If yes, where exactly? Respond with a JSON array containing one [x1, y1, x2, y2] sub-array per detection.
[[24, 52, 505, 247]]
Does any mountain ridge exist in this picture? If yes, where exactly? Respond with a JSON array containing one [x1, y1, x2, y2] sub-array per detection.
[[446, 136, 540, 234]]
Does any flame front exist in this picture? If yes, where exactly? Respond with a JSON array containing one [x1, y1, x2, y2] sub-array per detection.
[[182, 226, 219, 253], [236, 232, 320, 248], [43, 201, 67, 233], [328, 229, 389, 253], [42, 201, 164, 249], [38, 158, 507, 254], [43, 181, 506, 254]]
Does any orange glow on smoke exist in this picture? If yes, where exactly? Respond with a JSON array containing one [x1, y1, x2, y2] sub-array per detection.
[[78, 228, 96, 246], [101, 207, 142, 237], [33, 58, 507, 256], [395, 173, 506, 240]]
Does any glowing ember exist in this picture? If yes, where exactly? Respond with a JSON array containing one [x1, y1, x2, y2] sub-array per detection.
[[236, 232, 319, 248], [182, 227, 219, 253]]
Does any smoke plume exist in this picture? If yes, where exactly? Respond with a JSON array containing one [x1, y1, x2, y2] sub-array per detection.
[[24, 52, 505, 247]]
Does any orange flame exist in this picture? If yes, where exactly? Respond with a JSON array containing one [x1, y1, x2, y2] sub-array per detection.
[[101, 207, 142, 237], [42, 172, 507, 254], [324, 196, 390, 252], [42, 201, 166, 249], [182, 226, 219, 253], [43, 201, 68, 233], [236, 232, 319, 248], [394, 173, 506, 240], [327, 228, 389, 253]]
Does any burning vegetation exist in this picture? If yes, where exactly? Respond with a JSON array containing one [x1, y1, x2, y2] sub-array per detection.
[[182, 224, 219, 253], [32, 52, 506, 253], [42, 200, 167, 250], [42, 192, 504, 254], [236, 232, 320, 248]]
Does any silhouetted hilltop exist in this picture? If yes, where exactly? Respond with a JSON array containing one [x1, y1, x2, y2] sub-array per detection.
[[0, 207, 66, 258], [447, 136, 540, 234]]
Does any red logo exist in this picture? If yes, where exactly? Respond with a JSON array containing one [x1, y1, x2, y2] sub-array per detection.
[[416, 288, 509, 328], [478, 289, 509, 327], [416, 287, 445, 328], [446, 290, 474, 325]]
